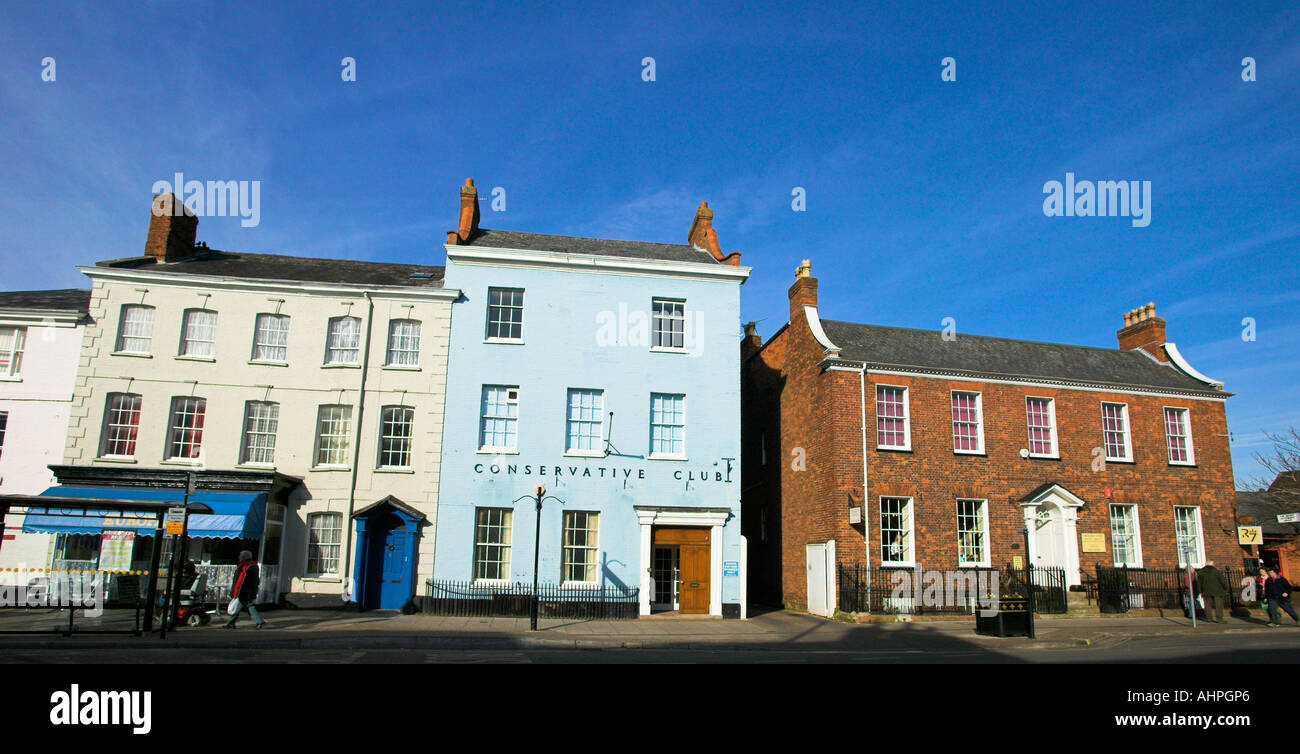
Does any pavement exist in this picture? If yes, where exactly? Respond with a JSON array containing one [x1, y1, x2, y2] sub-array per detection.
[[1, 605, 1296, 655]]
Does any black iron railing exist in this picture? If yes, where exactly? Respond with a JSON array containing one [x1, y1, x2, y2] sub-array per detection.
[[418, 580, 640, 620], [838, 562, 1069, 615], [1094, 565, 1258, 614]]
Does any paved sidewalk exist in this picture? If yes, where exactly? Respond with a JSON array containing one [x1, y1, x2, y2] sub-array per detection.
[[0, 607, 1294, 653]]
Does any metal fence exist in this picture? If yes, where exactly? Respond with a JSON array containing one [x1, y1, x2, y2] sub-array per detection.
[[418, 580, 640, 620], [1093, 565, 1257, 614], [838, 563, 1069, 615]]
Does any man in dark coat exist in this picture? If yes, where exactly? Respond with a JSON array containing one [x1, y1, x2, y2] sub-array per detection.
[[223, 550, 266, 629], [1195, 560, 1230, 623], [1264, 568, 1300, 627]]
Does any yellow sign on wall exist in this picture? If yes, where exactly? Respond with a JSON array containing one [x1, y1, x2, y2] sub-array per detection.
[[1238, 526, 1263, 545], [1080, 533, 1106, 553]]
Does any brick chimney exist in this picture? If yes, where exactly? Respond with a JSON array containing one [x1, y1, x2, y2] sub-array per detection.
[[145, 193, 198, 261], [788, 259, 818, 321], [687, 201, 742, 266], [446, 177, 480, 245], [741, 321, 762, 360], [1117, 302, 1168, 362]]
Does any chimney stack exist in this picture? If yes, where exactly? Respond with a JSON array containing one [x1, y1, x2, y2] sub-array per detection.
[[788, 258, 819, 322], [446, 177, 480, 245], [145, 193, 198, 262], [741, 321, 762, 360], [1117, 302, 1168, 362], [687, 202, 742, 266]]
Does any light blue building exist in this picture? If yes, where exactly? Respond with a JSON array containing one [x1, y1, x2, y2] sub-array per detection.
[[432, 180, 750, 616]]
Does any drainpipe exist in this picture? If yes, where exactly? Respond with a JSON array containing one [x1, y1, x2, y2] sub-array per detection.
[[342, 291, 375, 602], [859, 367, 870, 572]]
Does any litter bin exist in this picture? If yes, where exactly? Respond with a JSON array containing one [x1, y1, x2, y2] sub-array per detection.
[[975, 595, 1031, 637]]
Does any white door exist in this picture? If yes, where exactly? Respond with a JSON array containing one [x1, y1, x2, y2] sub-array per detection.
[[806, 543, 829, 616], [1033, 502, 1063, 569]]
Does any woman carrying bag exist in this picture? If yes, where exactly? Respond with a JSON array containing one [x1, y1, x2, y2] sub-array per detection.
[[223, 550, 266, 629]]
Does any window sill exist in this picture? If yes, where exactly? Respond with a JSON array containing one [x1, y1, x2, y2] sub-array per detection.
[[958, 562, 992, 569], [1105, 458, 1136, 465], [374, 467, 415, 474], [477, 448, 519, 455], [953, 451, 987, 457], [248, 359, 289, 368], [382, 365, 421, 371], [321, 363, 360, 369], [311, 465, 352, 472], [111, 351, 152, 359], [648, 454, 687, 462], [236, 462, 276, 470], [0, 375, 21, 382], [1168, 461, 1197, 468], [563, 450, 606, 459], [876, 445, 912, 453], [880, 562, 917, 569], [1027, 454, 1060, 461], [160, 458, 203, 467], [95, 456, 138, 464], [302, 576, 341, 583], [483, 339, 524, 346], [174, 355, 215, 363], [649, 347, 688, 354]]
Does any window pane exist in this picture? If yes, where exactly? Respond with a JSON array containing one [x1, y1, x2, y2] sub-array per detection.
[[956, 499, 987, 564], [1102, 403, 1129, 460], [0, 327, 25, 377], [241, 401, 279, 465], [566, 389, 604, 452], [167, 396, 207, 459], [379, 406, 414, 468], [876, 386, 908, 448], [561, 511, 599, 582], [649, 393, 685, 456], [101, 394, 142, 457], [1026, 397, 1054, 456], [116, 306, 154, 353], [952, 392, 982, 452], [307, 512, 343, 576], [180, 309, 217, 357], [479, 386, 518, 450], [652, 299, 685, 349], [474, 508, 513, 581], [880, 497, 912, 563], [253, 314, 290, 362], [1109, 504, 1139, 567], [315, 405, 352, 466], [485, 288, 524, 340], [386, 320, 421, 366], [1164, 407, 1190, 463], [325, 317, 361, 364]]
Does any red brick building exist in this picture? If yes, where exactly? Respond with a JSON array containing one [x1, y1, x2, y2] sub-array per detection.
[[741, 261, 1239, 612]]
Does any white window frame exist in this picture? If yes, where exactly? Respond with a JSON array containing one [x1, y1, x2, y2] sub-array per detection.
[[564, 388, 605, 457], [1163, 406, 1195, 466], [99, 393, 142, 458], [385, 319, 421, 367], [1101, 402, 1133, 462], [178, 308, 217, 358], [875, 384, 911, 451], [313, 404, 353, 468], [305, 512, 343, 578], [251, 313, 290, 363], [648, 392, 686, 459], [324, 316, 362, 365], [956, 498, 990, 567], [164, 396, 206, 461], [0, 411, 8, 460], [1108, 503, 1143, 568], [879, 496, 915, 567], [115, 304, 155, 355], [561, 511, 600, 585], [485, 287, 524, 343], [650, 298, 687, 352], [473, 507, 513, 583], [239, 400, 279, 466], [1024, 396, 1058, 458], [377, 405, 415, 469], [951, 390, 985, 455], [1174, 506, 1206, 568], [478, 386, 520, 453], [0, 326, 26, 378]]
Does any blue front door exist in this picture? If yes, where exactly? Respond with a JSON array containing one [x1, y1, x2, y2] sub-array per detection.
[[364, 513, 412, 610]]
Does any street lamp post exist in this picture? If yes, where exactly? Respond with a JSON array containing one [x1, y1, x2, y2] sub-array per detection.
[[515, 484, 564, 631], [1021, 527, 1035, 639]]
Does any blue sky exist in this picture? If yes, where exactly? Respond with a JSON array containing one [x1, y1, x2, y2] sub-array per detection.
[[1, 1, 1296, 486]]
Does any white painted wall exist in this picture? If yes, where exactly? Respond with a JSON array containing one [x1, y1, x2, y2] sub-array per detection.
[[63, 269, 455, 598], [0, 310, 84, 568]]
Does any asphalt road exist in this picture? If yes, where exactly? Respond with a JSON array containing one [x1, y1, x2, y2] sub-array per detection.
[[1, 631, 1294, 663]]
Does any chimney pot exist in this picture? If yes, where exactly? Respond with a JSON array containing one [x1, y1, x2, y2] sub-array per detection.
[[1117, 301, 1168, 362]]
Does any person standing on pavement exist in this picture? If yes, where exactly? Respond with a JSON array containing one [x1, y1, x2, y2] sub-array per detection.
[[1263, 567, 1300, 627], [1195, 560, 1229, 623], [223, 550, 266, 629]]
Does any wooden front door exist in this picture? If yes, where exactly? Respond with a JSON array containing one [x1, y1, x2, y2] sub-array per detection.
[[654, 527, 710, 614]]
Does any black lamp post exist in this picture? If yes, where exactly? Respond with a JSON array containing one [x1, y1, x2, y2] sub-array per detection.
[[1021, 527, 1036, 639], [514, 484, 564, 631]]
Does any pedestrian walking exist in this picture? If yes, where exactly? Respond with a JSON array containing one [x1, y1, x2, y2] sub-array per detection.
[[1195, 559, 1229, 623], [1263, 567, 1300, 627], [223, 550, 266, 629]]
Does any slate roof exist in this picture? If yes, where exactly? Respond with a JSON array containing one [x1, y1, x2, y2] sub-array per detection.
[[460, 228, 719, 265], [819, 319, 1222, 394], [1236, 490, 1300, 537], [98, 250, 445, 288], [0, 288, 91, 313]]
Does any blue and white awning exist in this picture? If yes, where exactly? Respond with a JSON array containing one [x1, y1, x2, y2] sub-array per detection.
[[22, 485, 268, 539]]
